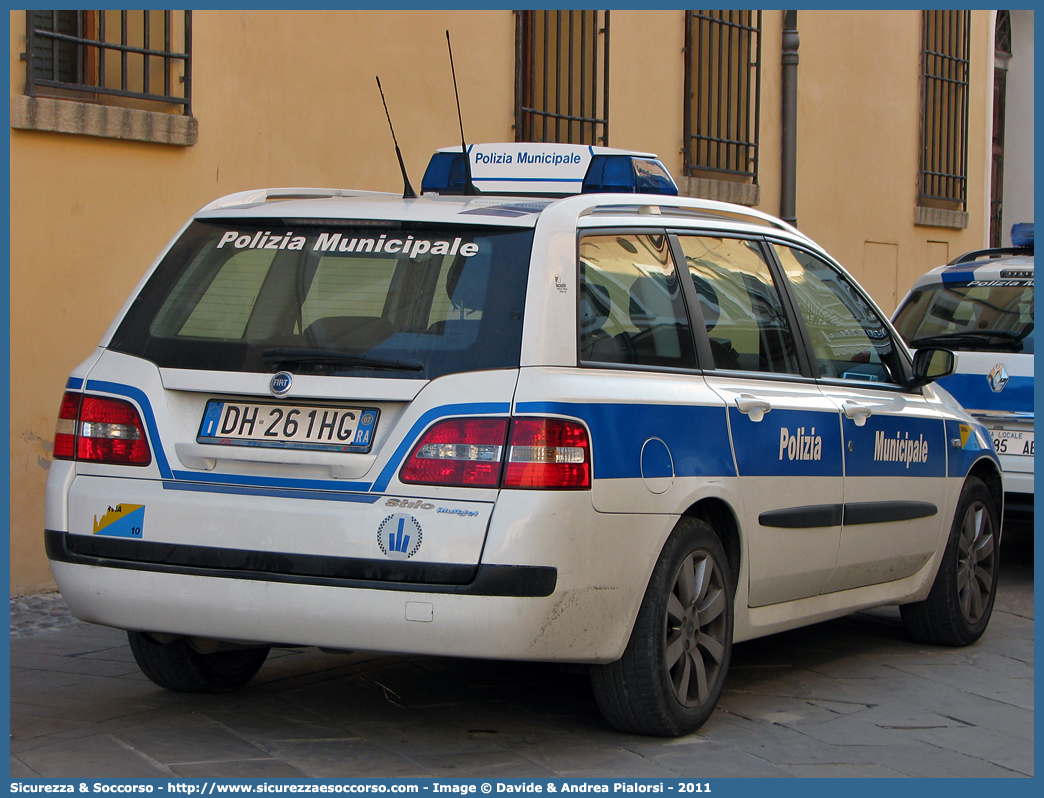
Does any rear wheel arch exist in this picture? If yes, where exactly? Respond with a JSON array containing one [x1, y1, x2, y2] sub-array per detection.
[[591, 514, 734, 735], [682, 498, 741, 595]]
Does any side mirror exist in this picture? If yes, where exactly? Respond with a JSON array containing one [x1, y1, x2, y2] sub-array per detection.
[[909, 347, 956, 389]]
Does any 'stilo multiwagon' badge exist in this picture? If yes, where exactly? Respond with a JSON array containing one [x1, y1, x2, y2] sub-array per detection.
[[377, 514, 423, 560], [270, 371, 293, 396]]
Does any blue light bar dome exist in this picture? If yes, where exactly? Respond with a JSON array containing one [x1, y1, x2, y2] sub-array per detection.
[[1011, 223, 1034, 249], [421, 143, 679, 197]]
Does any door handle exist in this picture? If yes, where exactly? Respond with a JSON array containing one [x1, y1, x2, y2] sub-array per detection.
[[843, 400, 873, 426], [736, 394, 772, 422]]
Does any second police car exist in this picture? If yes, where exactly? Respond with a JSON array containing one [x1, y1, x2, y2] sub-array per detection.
[[46, 143, 1002, 736], [893, 225, 1033, 525]]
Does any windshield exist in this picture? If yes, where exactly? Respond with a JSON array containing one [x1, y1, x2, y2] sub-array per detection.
[[892, 279, 1034, 354], [110, 221, 533, 379]]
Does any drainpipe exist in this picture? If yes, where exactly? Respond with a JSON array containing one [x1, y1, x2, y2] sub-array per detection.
[[781, 10, 799, 227]]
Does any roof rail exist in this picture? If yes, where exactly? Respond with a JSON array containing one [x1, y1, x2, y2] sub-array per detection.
[[576, 196, 811, 241], [197, 187, 388, 214], [949, 245, 1033, 266]]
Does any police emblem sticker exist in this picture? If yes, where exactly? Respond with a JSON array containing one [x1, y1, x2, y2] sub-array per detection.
[[93, 504, 145, 538], [377, 514, 423, 560]]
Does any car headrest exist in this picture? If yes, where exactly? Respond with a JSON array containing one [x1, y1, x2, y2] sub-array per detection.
[[580, 279, 612, 336], [445, 245, 491, 313], [629, 273, 676, 330]]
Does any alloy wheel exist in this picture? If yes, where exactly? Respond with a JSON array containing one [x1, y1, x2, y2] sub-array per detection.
[[956, 499, 996, 625], [664, 550, 728, 707]]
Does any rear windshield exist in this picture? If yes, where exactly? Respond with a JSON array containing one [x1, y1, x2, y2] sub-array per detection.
[[892, 279, 1034, 354], [110, 221, 533, 379]]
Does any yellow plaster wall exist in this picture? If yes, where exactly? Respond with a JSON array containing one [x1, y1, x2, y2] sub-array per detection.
[[607, 10, 686, 173], [792, 10, 989, 313]]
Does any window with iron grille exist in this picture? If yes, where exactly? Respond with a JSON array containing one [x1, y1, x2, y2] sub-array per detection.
[[684, 10, 762, 182], [24, 10, 192, 115], [515, 10, 609, 145], [920, 10, 970, 208]]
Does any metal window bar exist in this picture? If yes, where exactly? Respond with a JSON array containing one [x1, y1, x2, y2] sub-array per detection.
[[25, 10, 192, 115], [920, 10, 969, 205], [684, 10, 761, 180], [515, 10, 609, 145]]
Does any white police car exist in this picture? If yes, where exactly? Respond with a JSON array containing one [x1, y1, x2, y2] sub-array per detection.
[[46, 143, 1002, 736], [893, 225, 1033, 523]]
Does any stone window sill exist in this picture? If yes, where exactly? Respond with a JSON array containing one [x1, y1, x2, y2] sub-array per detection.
[[11, 96, 197, 146], [679, 176, 760, 207], [915, 206, 968, 229]]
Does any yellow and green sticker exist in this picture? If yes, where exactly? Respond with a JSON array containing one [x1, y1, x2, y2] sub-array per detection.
[[93, 504, 145, 538]]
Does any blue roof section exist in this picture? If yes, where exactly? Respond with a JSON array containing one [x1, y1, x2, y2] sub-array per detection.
[[924, 256, 1034, 285], [938, 268, 978, 283]]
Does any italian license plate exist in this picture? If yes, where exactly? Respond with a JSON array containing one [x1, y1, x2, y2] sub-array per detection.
[[991, 428, 1034, 457], [198, 399, 379, 452]]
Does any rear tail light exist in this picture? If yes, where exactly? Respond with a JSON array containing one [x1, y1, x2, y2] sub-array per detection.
[[52, 392, 152, 466], [399, 416, 591, 489], [504, 418, 590, 489], [53, 392, 82, 460], [400, 418, 509, 487]]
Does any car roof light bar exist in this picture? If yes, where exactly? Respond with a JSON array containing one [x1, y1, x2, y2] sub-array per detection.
[[950, 223, 1035, 265], [1011, 222, 1033, 249], [420, 143, 680, 197]]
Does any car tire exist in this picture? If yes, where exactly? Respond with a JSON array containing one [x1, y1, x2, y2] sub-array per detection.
[[900, 476, 999, 646], [590, 517, 733, 736], [128, 631, 270, 693]]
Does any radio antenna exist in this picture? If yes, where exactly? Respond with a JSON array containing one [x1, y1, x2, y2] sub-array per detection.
[[446, 30, 478, 195], [375, 76, 417, 199]]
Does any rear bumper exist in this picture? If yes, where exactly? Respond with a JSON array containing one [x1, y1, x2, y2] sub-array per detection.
[[45, 529, 557, 597], [48, 557, 577, 661], [46, 490, 669, 663]]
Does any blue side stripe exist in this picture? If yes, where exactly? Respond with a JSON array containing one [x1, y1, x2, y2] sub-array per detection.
[[66, 377, 84, 390], [85, 380, 173, 479], [370, 402, 511, 492], [83, 379, 509, 496], [729, 407, 844, 477], [170, 470, 372, 493], [946, 419, 1001, 478], [515, 401, 737, 479], [936, 373, 1034, 415], [163, 481, 382, 504], [842, 414, 947, 478]]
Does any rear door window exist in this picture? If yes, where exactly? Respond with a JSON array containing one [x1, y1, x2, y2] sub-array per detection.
[[677, 235, 802, 374]]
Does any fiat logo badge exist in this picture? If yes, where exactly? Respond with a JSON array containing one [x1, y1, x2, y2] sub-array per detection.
[[270, 371, 294, 396], [988, 364, 1009, 393]]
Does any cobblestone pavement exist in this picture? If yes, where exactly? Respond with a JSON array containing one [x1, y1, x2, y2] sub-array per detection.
[[10, 540, 1033, 779], [10, 592, 80, 639]]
